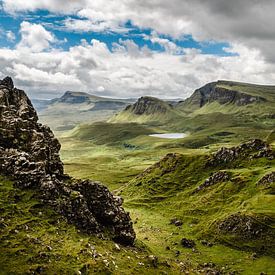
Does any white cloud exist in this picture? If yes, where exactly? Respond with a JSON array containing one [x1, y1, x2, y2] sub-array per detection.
[[63, 18, 129, 33], [144, 31, 183, 55], [17, 21, 55, 52], [1, 33, 275, 99], [2, 0, 86, 14], [6, 31, 16, 42], [3, 0, 275, 63]]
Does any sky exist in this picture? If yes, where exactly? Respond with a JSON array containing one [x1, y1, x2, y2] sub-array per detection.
[[0, 0, 275, 99]]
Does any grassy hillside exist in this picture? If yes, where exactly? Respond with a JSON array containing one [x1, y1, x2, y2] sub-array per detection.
[[0, 176, 184, 274], [109, 96, 182, 125], [17, 79, 274, 274], [59, 133, 275, 274]]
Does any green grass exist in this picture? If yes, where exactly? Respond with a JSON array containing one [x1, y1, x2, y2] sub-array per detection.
[[3, 80, 275, 273], [0, 176, 185, 274], [56, 120, 275, 274]]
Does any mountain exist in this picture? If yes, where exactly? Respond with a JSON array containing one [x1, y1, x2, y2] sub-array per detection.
[[176, 80, 275, 115], [31, 98, 52, 112], [177, 81, 265, 110], [108, 81, 275, 148], [35, 91, 135, 131], [109, 96, 181, 124]]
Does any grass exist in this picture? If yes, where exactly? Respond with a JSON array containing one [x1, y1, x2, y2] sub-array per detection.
[[3, 80, 275, 273], [56, 118, 275, 274], [0, 176, 184, 274]]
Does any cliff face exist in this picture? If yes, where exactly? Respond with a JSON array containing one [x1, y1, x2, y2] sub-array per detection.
[[0, 77, 63, 187], [177, 81, 266, 112], [125, 96, 171, 115], [196, 82, 265, 106], [0, 77, 135, 245]]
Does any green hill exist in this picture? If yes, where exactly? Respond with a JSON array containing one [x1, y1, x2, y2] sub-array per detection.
[[109, 96, 182, 125], [125, 139, 275, 256]]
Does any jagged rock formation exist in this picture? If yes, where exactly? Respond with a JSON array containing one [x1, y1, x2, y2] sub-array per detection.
[[0, 77, 135, 245], [124, 96, 171, 115], [208, 139, 274, 166]]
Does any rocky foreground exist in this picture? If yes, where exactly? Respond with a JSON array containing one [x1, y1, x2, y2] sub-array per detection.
[[0, 77, 135, 245]]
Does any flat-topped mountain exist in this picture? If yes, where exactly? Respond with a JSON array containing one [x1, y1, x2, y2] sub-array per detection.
[[176, 80, 274, 113], [53, 91, 97, 104], [33, 91, 135, 131]]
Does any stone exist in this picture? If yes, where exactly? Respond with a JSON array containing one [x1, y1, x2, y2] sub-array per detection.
[[148, 255, 158, 267], [195, 171, 230, 192], [208, 139, 274, 166], [170, 218, 183, 226], [0, 76, 135, 245], [181, 238, 196, 248]]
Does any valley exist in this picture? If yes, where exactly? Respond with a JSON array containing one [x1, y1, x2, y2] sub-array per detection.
[[55, 81, 275, 274], [1, 78, 274, 274]]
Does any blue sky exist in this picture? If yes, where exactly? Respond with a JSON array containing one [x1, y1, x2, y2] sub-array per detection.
[[0, 9, 233, 56], [0, 0, 273, 99]]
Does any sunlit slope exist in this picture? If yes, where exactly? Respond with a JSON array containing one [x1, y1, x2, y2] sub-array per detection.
[[125, 140, 275, 255]]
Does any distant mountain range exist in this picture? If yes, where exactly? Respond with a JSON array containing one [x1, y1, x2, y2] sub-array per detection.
[[110, 80, 275, 146], [33, 81, 275, 144], [112, 80, 275, 123]]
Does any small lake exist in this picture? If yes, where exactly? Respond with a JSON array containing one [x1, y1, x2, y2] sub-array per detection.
[[149, 133, 187, 139]]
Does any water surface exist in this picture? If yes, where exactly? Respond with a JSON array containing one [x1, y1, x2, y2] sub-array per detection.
[[149, 133, 187, 139]]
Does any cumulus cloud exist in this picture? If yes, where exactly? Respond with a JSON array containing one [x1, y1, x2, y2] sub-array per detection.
[[144, 31, 183, 55], [1, 31, 274, 99], [1, 2, 275, 99], [6, 31, 16, 42], [3, 0, 275, 62], [17, 21, 55, 52]]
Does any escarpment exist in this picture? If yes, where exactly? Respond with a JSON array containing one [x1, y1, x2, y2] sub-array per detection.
[[0, 76, 135, 245], [124, 96, 171, 115]]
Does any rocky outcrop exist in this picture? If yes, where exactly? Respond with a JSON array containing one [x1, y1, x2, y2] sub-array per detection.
[[0, 77, 135, 245], [216, 213, 274, 245], [195, 171, 230, 192], [208, 139, 274, 166], [184, 81, 266, 109], [257, 172, 275, 188], [124, 96, 170, 115]]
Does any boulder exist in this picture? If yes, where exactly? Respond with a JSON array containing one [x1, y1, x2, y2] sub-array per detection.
[[181, 238, 196, 248]]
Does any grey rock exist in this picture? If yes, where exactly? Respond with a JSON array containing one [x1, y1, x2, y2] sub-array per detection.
[[181, 238, 196, 248]]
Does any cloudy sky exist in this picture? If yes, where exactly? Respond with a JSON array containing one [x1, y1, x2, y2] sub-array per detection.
[[0, 0, 275, 99]]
